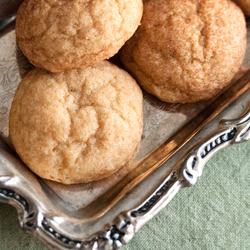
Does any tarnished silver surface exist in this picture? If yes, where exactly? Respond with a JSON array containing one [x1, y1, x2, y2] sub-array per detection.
[[1, 4, 250, 249]]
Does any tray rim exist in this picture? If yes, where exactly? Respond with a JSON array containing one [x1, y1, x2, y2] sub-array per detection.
[[1, 13, 250, 250], [1, 92, 250, 250]]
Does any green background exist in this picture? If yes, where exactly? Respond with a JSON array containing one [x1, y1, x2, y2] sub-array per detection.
[[1, 140, 250, 250]]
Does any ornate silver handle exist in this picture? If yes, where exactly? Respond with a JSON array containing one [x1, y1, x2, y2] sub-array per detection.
[[181, 103, 250, 187], [1, 106, 250, 250], [103, 104, 250, 249], [1, 6, 250, 246]]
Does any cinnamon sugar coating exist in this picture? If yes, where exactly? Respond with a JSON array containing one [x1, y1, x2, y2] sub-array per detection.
[[16, 0, 143, 72], [120, 0, 246, 103], [9, 62, 143, 184]]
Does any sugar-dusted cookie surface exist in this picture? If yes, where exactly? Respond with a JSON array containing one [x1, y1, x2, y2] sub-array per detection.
[[16, 0, 143, 73], [9, 61, 143, 184], [120, 0, 246, 103]]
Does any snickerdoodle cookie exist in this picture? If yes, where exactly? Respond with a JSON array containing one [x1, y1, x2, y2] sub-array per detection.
[[16, 0, 143, 73], [120, 0, 246, 103], [9, 61, 143, 184], [233, 0, 250, 15]]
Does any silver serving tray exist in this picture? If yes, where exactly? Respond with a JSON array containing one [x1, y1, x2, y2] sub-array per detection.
[[1, 2, 250, 250]]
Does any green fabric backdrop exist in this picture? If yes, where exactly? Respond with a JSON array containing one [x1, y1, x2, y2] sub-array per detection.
[[1, 140, 250, 250]]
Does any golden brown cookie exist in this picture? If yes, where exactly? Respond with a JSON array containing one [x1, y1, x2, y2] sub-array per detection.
[[233, 0, 250, 15], [120, 0, 246, 103], [9, 61, 143, 184], [16, 0, 143, 73]]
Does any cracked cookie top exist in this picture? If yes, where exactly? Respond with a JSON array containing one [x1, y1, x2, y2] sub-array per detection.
[[9, 61, 143, 184], [15, 0, 143, 73], [120, 0, 246, 103]]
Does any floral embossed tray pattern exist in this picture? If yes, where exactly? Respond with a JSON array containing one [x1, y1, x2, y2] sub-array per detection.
[[1, 4, 250, 250]]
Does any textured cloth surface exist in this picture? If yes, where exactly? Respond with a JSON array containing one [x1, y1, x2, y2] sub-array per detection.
[[1, 140, 250, 250]]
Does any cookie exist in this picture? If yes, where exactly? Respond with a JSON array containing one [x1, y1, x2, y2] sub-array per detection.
[[16, 0, 143, 73], [120, 0, 246, 103], [9, 61, 143, 184], [233, 0, 250, 15]]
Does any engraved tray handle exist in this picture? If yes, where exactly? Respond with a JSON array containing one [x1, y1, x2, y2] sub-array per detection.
[[113, 103, 250, 242], [1, 104, 250, 250], [1, 2, 250, 248], [181, 103, 250, 187]]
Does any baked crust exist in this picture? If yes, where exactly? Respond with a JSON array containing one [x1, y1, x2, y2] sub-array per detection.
[[9, 61, 143, 184], [120, 0, 246, 103], [16, 0, 143, 73]]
